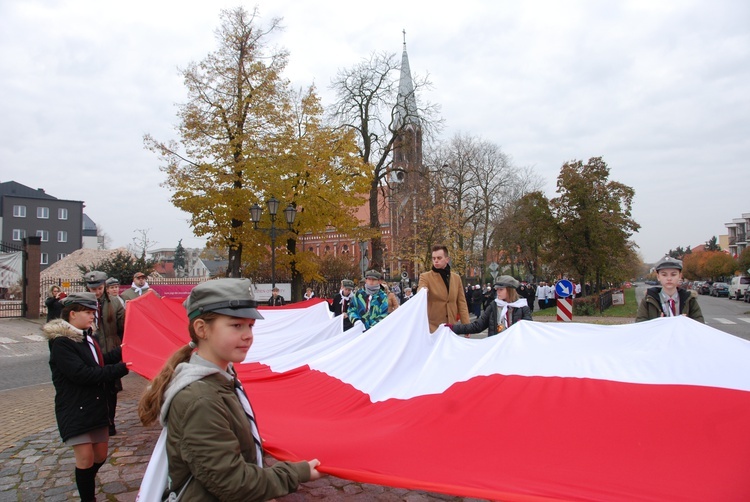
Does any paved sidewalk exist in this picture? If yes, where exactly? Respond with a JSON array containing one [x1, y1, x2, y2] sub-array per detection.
[[0, 373, 487, 501]]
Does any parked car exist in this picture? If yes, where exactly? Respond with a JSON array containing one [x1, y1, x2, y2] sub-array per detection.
[[728, 276, 750, 300], [710, 282, 729, 297], [744, 288, 750, 303], [692, 281, 703, 292], [699, 282, 713, 295]]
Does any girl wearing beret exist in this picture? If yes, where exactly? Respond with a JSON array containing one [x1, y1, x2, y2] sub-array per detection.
[[43, 293, 130, 502], [138, 278, 322, 501]]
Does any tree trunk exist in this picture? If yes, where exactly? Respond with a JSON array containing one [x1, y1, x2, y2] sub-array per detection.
[[288, 236, 302, 302], [369, 181, 383, 270]]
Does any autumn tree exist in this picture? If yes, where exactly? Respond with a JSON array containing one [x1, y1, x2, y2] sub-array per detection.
[[738, 247, 750, 276], [703, 251, 737, 279], [682, 250, 737, 280], [330, 50, 439, 270], [145, 8, 367, 289], [144, 7, 289, 277], [550, 157, 640, 291], [258, 85, 369, 299]]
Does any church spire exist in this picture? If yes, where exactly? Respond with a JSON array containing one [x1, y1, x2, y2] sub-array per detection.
[[395, 30, 419, 129]]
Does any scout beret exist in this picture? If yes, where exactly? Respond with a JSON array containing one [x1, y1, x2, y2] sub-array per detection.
[[364, 270, 382, 280], [62, 292, 99, 310], [494, 275, 520, 289], [84, 270, 108, 287], [105, 277, 120, 286], [342, 279, 355, 288], [654, 257, 683, 271], [184, 278, 264, 320]]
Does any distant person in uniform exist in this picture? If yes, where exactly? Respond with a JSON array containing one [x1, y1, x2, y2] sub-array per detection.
[[636, 257, 704, 323], [347, 270, 389, 330], [330, 279, 355, 330], [106, 277, 126, 309], [267, 287, 285, 306], [120, 272, 158, 302], [85, 270, 125, 435]]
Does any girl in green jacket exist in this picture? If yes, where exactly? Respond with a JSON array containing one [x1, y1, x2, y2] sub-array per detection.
[[138, 279, 322, 501]]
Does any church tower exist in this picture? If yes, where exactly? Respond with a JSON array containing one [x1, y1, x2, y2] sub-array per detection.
[[386, 32, 425, 279]]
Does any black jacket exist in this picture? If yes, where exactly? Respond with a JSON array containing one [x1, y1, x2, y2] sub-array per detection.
[[330, 292, 353, 330], [43, 319, 129, 441], [452, 302, 532, 337], [45, 296, 64, 322]]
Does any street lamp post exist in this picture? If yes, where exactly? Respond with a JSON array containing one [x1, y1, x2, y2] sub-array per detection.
[[250, 197, 297, 289]]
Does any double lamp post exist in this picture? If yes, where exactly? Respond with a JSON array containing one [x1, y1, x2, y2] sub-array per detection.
[[250, 197, 296, 289]]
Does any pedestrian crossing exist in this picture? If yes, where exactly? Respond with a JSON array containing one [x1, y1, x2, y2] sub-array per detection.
[[709, 317, 750, 325]]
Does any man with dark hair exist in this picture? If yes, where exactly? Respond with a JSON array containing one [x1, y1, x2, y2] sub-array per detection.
[[417, 245, 471, 332]]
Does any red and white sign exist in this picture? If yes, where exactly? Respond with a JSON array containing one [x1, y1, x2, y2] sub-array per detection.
[[556, 296, 573, 321], [124, 290, 750, 502]]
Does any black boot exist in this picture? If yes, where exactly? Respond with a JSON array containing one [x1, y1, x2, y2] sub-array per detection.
[[75, 465, 97, 501]]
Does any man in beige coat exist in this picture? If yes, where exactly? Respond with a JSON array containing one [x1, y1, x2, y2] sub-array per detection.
[[417, 245, 471, 332]]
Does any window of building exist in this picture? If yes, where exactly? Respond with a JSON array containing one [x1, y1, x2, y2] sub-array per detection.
[[58, 230, 68, 243], [342, 245, 349, 254], [12, 229, 26, 241], [37, 207, 49, 219], [58, 207, 68, 220], [57, 253, 67, 261], [13, 205, 26, 218], [36, 230, 49, 242], [40, 253, 49, 265], [324, 246, 330, 254]]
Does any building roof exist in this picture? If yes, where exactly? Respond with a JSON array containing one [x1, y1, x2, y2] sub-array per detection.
[[202, 259, 228, 277], [0, 180, 58, 201], [82, 213, 97, 231]]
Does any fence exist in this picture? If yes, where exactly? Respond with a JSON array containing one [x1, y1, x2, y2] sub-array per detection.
[[39, 276, 211, 317], [0, 241, 24, 318]]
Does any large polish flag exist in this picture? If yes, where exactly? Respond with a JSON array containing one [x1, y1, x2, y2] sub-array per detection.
[[124, 290, 750, 502]]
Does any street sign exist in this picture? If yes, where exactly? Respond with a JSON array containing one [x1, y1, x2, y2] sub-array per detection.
[[555, 279, 574, 298]]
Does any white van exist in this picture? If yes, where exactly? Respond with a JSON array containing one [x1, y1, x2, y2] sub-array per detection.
[[729, 276, 750, 300]]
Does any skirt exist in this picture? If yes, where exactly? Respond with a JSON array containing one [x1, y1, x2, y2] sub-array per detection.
[[64, 426, 109, 446]]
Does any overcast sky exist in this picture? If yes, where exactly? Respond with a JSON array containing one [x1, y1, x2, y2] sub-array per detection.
[[1, 0, 748, 263]]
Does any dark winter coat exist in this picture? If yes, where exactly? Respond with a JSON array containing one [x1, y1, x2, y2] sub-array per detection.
[[636, 287, 704, 323], [452, 302, 532, 337], [42, 319, 129, 441], [330, 292, 353, 330], [267, 295, 285, 306], [45, 296, 64, 322]]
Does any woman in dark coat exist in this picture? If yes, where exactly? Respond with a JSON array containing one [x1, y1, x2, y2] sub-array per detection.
[[45, 285, 65, 322], [451, 276, 532, 337], [42, 292, 129, 502]]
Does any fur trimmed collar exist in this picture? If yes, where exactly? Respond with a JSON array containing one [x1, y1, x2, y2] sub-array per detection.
[[42, 319, 87, 343]]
